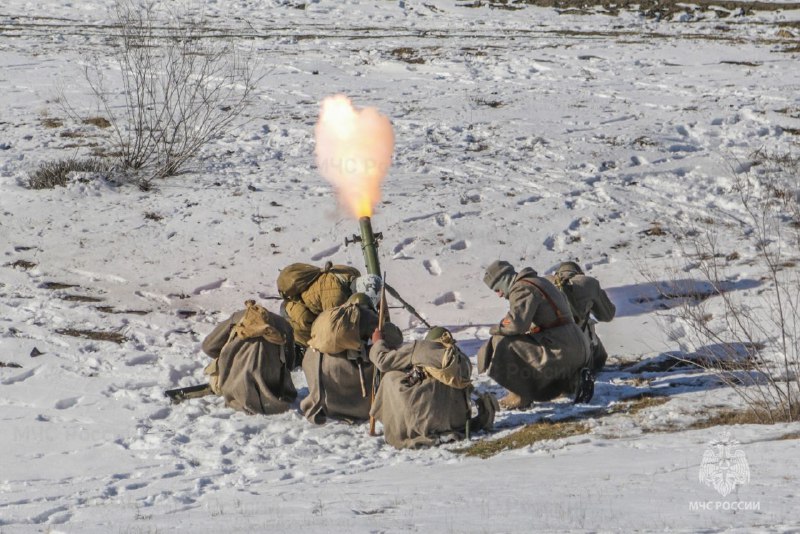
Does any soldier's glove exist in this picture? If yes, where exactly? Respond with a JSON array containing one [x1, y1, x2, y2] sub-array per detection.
[[401, 366, 426, 387]]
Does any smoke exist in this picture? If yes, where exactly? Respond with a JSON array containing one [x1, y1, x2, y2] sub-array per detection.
[[314, 94, 394, 218]]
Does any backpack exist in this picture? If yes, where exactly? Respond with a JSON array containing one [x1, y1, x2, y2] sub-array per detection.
[[284, 299, 316, 345], [277, 263, 323, 299], [301, 264, 361, 315], [204, 300, 286, 395], [308, 302, 363, 355], [233, 300, 286, 345], [280, 262, 361, 347], [422, 344, 473, 390], [417, 331, 472, 390]]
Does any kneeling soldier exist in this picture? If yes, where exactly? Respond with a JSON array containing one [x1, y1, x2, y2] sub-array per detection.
[[549, 261, 616, 374], [202, 300, 297, 415], [370, 326, 498, 449], [478, 261, 591, 409], [301, 293, 402, 424]]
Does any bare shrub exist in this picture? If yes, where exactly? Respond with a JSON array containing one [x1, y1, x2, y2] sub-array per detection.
[[647, 149, 800, 423], [28, 157, 112, 189], [85, 0, 259, 187]]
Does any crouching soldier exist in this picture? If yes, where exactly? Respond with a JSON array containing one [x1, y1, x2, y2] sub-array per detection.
[[369, 326, 498, 449], [301, 293, 403, 424], [202, 300, 297, 415], [477, 261, 591, 409], [549, 261, 616, 374]]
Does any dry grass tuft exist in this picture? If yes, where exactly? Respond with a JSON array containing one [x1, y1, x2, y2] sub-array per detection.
[[28, 157, 111, 189], [690, 405, 800, 428], [41, 117, 63, 128], [95, 306, 150, 316], [610, 395, 670, 415], [60, 294, 104, 303], [641, 222, 667, 236], [83, 116, 111, 128], [144, 211, 164, 221], [390, 47, 426, 64], [460, 419, 589, 459], [6, 260, 37, 270], [40, 282, 79, 290], [55, 328, 128, 344]]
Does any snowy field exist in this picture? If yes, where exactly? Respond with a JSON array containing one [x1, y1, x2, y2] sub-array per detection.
[[2, 0, 800, 531]]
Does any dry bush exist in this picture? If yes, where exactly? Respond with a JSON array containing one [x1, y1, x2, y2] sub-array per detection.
[[649, 148, 800, 423], [85, 0, 260, 188]]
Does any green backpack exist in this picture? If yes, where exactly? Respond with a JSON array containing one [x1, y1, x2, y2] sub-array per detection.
[[277, 263, 323, 299]]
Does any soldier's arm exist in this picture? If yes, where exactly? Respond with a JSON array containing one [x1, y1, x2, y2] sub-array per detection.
[[368, 339, 414, 372], [590, 280, 616, 322], [491, 284, 536, 336]]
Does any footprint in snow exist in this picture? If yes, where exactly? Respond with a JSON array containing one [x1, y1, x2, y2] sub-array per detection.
[[517, 195, 542, 206], [192, 279, 227, 296], [311, 244, 341, 261], [433, 291, 463, 307], [393, 237, 416, 254], [149, 407, 171, 420], [2, 367, 38, 385], [55, 397, 81, 410], [435, 213, 451, 227], [423, 259, 442, 276], [125, 354, 159, 366]]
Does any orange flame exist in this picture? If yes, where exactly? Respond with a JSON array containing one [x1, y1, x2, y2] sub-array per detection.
[[314, 94, 394, 218]]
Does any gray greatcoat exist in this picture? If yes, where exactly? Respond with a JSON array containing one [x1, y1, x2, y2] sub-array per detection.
[[300, 306, 402, 423], [202, 310, 297, 415], [547, 271, 616, 373], [369, 339, 471, 449], [478, 267, 590, 401]]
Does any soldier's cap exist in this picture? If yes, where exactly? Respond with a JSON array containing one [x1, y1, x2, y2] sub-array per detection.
[[346, 292, 372, 307], [557, 261, 584, 275], [483, 260, 516, 291], [424, 326, 450, 342]]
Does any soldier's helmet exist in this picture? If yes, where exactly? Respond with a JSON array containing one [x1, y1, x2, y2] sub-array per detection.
[[424, 326, 450, 342], [557, 261, 584, 275], [351, 274, 382, 309], [346, 292, 372, 308], [483, 260, 516, 291]]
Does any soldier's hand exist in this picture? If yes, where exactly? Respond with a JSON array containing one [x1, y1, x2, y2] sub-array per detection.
[[371, 328, 383, 344]]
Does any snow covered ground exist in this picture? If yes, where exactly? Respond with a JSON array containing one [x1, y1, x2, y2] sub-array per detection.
[[1, 0, 800, 531]]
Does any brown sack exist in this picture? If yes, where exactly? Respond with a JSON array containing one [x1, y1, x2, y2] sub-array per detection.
[[284, 299, 316, 346], [233, 300, 286, 345], [277, 263, 322, 299], [309, 303, 362, 355]]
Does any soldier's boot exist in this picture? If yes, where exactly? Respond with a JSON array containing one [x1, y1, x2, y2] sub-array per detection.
[[573, 368, 595, 404], [470, 392, 500, 431], [499, 392, 532, 410]]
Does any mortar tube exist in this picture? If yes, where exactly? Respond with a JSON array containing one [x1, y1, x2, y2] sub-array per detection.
[[358, 216, 382, 277]]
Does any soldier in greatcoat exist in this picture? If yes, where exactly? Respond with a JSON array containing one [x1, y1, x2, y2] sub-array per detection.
[[548, 261, 616, 374], [202, 300, 297, 415], [477, 261, 591, 409], [369, 326, 496, 449]]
